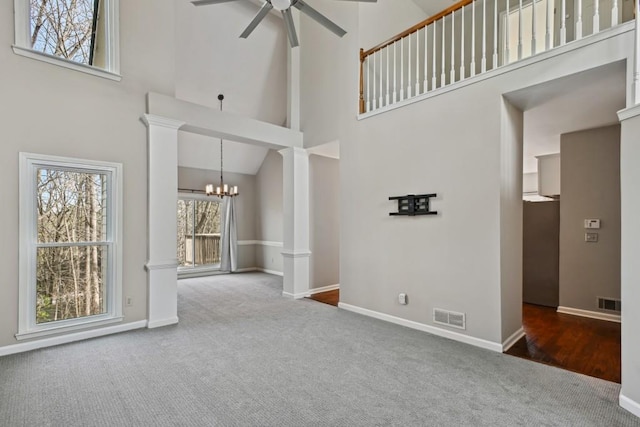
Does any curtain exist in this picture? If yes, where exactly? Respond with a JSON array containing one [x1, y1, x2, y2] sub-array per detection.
[[220, 197, 237, 272]]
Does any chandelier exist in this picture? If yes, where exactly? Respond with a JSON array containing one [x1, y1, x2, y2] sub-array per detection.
[[205, 94, 239, 198]]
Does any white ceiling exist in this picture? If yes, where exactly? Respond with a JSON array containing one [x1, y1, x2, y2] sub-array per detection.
[[504, 61, 626, 174]]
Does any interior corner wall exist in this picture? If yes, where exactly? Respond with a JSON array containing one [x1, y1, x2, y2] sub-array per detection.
[[559, 125, 621, 312], [255, 150, 284, 274], [500, 98, 524, 342], [178, 167, 257, 270], [309, 155, 340, 289], [0, 0, 175, 348]]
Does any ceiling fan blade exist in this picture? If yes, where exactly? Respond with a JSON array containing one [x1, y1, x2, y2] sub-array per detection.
[[191, 0, 243, 6], [292, 0, 346, 37], [240, 2, 274, 38], [282, 9, 300, 48]]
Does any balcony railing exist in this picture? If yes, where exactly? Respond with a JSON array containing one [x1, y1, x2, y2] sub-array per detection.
[[359, 0, 635, 114], [184, 233, 221, 266]]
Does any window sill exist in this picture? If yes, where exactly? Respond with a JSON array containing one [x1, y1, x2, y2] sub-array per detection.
[[15, 315, 124, 341], [12, 45, 122, 82]]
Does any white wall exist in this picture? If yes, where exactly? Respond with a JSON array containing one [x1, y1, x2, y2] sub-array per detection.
[[300, 1, 635, 347], [255, 150, 284, 273], [0, 0, 176, 346], [358, 0, 427, 49], [174, 0, 287, 126], [310, 155, 340, 289]]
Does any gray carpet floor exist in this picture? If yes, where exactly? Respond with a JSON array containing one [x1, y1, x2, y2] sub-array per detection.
[[1, 272, 639, 426]]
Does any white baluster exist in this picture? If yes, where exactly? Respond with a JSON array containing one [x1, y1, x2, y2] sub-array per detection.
[[424, 26, 429, 92], [561, 0, 567, 45], [493, 0, 498, 69], [441, 17, 446, 86], [518, 0, 523, 60], [393, 41, 397, 103], [416, 29, 421, 95], [461, 5, 466, 80], [505, 0, 510, 64], [612, 0, 618, 27], [400, 37, 405, 101], [372, 53, 376, 110], [471, 0, 476, 76], [451, 11, 456, 83], [576, 0, 583, 40], [386, 46, 390, 106], [482, 0, 487, 72], [432, 23, 437, 89], [532, 0, 537, 54], [379, 50, 383, 107], [593, 0, 600, 34], [366, 56, 371, 112], [407, 35, 413, 98], [546, 0, 552, 50]]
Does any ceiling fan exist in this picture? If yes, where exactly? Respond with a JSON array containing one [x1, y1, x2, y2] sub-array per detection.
[[191, 0, 378, 48]]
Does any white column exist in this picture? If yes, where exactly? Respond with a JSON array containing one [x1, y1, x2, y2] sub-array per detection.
[[634, 0, 640, 105], [142, 115, 184, 328], [287, 10, 301, 130], [618, 104, 640, 419], [279, 147, 311, 299]]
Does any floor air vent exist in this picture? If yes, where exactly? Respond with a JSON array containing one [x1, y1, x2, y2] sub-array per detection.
[[597, 297, 621, 312], [433, 308, 466, 330]]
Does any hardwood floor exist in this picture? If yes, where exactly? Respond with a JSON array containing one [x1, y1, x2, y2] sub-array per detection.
[[505, 303, 621, 383], [307, 289, 339, 307]]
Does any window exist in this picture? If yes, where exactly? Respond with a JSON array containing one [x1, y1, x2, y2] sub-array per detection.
[[18, 153, 123, 339], [177, 196, 222, 272], [13, 0, 120, 80]]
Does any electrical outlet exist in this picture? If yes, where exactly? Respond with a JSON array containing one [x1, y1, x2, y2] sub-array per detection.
[[398, 293, 408, 305], [125, 296, 133, 307]]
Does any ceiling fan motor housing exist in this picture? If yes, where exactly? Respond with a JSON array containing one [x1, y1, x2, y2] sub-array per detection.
[[270, 0, 293, 11]]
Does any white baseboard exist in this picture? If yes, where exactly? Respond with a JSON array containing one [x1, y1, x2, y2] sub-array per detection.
[[307, 284, 340, 295], [257, 268, 284, 276], [502, 327, 525, 352], [282, 291, 308, 299], [234, 267, 258, 273], [0, 320, 148, 357], [147, 317, 179, 329], [620, 394, 640, 418], [557, 306, 621, 323], [234, 267, 284, 277], [338, 302, 503, 353]]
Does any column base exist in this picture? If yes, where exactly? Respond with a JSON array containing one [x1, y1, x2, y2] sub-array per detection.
[[282, 251, 311, 299]]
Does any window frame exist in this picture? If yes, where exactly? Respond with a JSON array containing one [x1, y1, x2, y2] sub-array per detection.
[[12, 0, 121, 81], [177, 193, 223, 276], [17, 153, 124, 340]]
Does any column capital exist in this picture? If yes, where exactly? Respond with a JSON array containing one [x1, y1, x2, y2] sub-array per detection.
[[141, 114, 185, 130], [278, 146, 309, 157]]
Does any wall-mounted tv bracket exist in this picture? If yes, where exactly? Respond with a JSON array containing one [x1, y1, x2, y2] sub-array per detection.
[[389, 194, 437, 216]]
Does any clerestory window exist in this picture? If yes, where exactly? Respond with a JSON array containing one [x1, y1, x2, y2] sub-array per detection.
[[13, 0, 120, 80], [18, 153, 123, 339]]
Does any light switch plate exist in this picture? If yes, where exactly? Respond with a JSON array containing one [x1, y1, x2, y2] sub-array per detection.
[[584, 219, 601, 229]]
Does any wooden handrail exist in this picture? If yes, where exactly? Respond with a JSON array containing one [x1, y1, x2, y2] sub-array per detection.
[[362, 0, 474, 58]]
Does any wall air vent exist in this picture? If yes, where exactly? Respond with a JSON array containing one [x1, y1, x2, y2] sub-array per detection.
[[597, 297, 621, 312], [433, 308, 466, 330]]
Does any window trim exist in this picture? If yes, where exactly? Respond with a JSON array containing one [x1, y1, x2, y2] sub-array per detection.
[[13, 0, 121, 81], [17, 153, 124, 340]]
